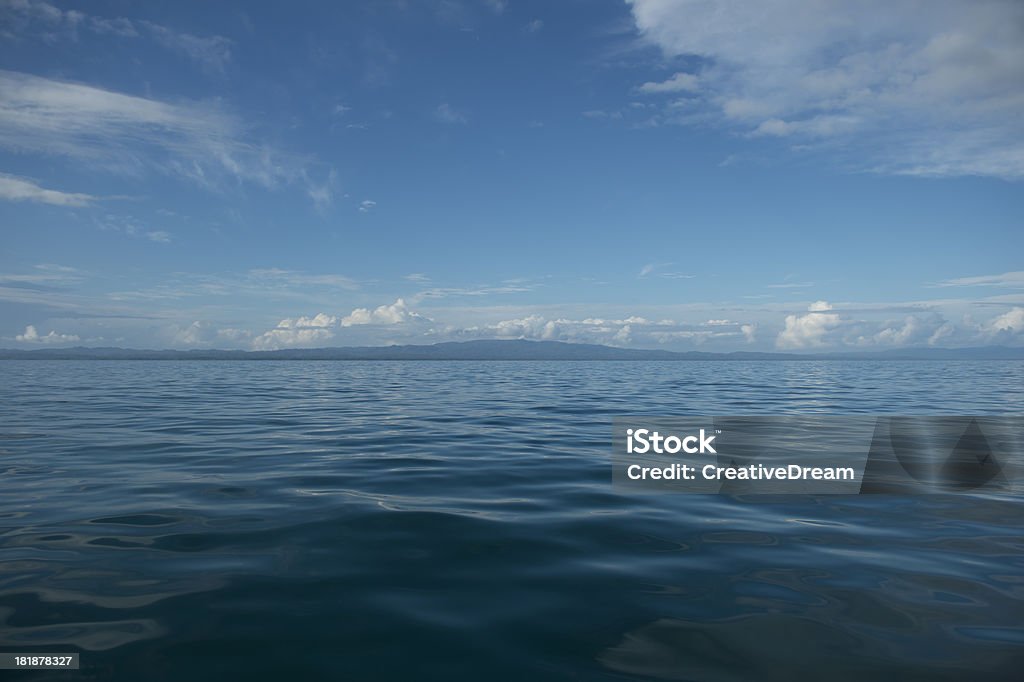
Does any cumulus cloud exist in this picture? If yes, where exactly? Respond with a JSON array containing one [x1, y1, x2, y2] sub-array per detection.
[[278, 313, 338, 329], [171, 321, 253, 348], [341, 298, 426, 327], [447, 314, 743, 348], [0, 173, 94, 206], [851, 314, 953, 347], [627, 0, 1024, 179], [776, 300, 841, 349], [251, 327, 334, 351], [15, 324, 79, 344], [773, 302, 1024, 350], [248, 298, 429, 349], [985, 307, 1024, 338], [251, 312, 344, 350]]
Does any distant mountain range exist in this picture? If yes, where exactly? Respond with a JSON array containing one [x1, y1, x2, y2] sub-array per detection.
[[1, 339, 1022, 360]]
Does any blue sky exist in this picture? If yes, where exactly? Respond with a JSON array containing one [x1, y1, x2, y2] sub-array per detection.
[[1, 0, 1022, 351]]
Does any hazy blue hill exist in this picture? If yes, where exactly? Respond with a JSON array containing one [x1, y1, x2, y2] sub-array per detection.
[[1, 339, 1022, 360]]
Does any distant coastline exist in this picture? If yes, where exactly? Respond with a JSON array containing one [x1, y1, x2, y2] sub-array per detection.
[[1, 339, 1022, 361]]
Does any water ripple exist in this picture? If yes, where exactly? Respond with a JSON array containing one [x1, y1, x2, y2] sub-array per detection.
[[0, 360, 1022, 680]]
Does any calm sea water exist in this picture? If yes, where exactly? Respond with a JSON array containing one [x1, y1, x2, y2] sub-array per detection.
[[1, 360, 1022, 681]]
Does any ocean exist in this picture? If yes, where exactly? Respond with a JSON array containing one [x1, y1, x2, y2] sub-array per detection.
[[1, 360, 1022, 680]]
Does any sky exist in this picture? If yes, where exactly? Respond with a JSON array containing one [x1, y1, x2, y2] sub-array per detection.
[[1, 0, 1022, 352]]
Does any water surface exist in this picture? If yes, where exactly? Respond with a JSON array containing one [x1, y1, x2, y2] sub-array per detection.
[[1, 360, 1022, 680]]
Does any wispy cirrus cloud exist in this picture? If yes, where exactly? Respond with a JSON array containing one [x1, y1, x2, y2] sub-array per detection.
[[0, 173, 94, 206], [0, 70, 328, 197], [139, 20, 232, 75], [1, 1, 232, 74], [638, 262, 694, 280], [627, 0, 1024, 179], [0, 263, 84, 289], [106, 268, 360, 304], [95, 214, 172, 244], [434, 102, 467, 124], [934, 271, 1024, 288], [767, 281, 814, 289], [410, 280, 540, 302]]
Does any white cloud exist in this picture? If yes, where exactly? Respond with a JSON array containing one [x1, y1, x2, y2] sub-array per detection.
[[172, 320, 211, 346], [776, 300, 841, 348], [3, 3, 231, 73], [248, 299, 428, 349], [307, 169, 337, 212], [248, 268, 359, 291], [859, 315, 927, 346], [278, 313, 338, 329], [359, 199, 376, 213], [447, 314, 740, 348], [250, 313, 342, 350], [638, 263, 694, 280], [985, 307, 1024, 335], [0, 173, 94, 206], [936, 271, 1024, 288], [0, 70, 312, 192], [489, 315, 560, 340], [767, 281, 814, 289], [95, 214, 172, 244], [140, 21, 232, 75], [341, 298, 426, 327], [251, 327, 334, 351], [15, 324, 80, 344], [638, 263, 656, 277], [638, 72, 699, 94], [627, 0, 1024, 179], [526, 19, 544, 33], [411, 281, 540, 302]]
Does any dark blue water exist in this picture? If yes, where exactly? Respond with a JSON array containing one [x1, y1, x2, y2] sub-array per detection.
[[1, 360, 1022, 681]]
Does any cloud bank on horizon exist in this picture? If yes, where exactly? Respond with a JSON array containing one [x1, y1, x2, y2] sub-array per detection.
[[1, 0, 1021, 352]]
